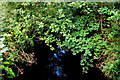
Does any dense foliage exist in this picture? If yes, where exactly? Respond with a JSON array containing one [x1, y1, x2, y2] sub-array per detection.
[[0, 2, 120, 80]]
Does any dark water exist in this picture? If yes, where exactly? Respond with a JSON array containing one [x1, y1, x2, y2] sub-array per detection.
[[4, 42, 109, 80], [47, 46, 67, 80]]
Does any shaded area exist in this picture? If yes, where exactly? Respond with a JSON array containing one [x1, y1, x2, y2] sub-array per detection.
[[4, 41, 109, 80]]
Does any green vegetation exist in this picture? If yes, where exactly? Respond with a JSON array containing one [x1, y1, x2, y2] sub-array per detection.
[[0, 2, 120, 80]]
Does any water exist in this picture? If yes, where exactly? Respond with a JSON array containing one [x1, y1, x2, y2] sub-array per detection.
[[47, 46, 67, 79], [47, 46, 108, 80]]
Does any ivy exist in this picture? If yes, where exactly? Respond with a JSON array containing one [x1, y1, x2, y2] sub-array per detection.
[[1, 2, 120, 79]]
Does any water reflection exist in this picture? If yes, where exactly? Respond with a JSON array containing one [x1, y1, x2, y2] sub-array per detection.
[[47, 46, 67, 79]]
